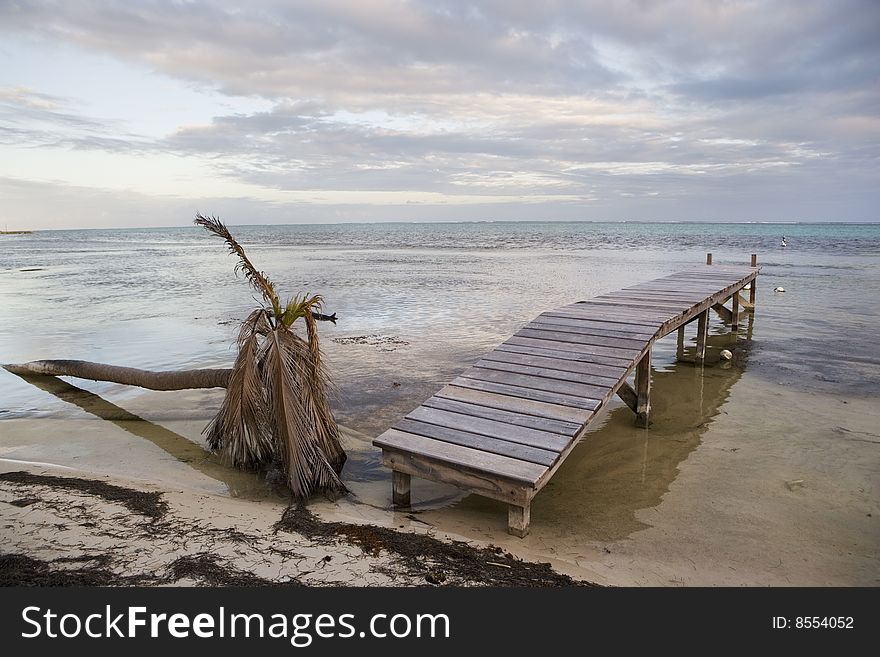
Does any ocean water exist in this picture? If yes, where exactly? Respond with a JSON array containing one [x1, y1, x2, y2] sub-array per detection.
[[2, 222, 878, 421], [1, 221, 878, 584]]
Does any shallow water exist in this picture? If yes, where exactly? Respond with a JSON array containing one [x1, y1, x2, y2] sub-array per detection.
[[1, 222, 878, 584]]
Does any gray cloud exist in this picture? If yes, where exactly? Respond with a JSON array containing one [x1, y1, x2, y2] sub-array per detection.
[[0, 0, 878, 224]]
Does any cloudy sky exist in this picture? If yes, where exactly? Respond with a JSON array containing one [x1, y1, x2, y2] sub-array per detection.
[[1, 0, 878, 229]]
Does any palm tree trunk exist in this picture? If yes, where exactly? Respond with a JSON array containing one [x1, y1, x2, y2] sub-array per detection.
[[3, 360, 231, 390]]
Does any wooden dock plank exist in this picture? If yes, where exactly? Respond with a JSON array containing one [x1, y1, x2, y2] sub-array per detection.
[[474, 359, 618, 388], [568, 303, 679, 319], [403, 406, 572, 451], [531, 315, 655, 338], [393, 418, 560, 466], [525, 320, 648, 345], [515, 328, 642, 358], [422, 396, 582, 436], [541, 309, 662, 329], [434, 384, 594, 424], [459, 366, 610, 400], [482, 349, 628, 380], [450, 376, 601, 411], [375, 429, 546, 484], [503, 336, 636, 365]]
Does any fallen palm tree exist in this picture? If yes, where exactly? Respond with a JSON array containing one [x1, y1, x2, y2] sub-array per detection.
[[4, 214, 346, 497]]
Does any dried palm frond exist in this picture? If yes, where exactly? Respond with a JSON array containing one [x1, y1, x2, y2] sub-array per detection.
[[261, 326, 346, 497], [195, 213, 281, 317], [203, 309, 273, 468], [303, 309, 346, 472]]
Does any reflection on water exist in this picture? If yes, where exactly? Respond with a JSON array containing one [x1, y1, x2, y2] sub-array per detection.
[[8, 372, 278, 500], [440, 331, 749, 541]]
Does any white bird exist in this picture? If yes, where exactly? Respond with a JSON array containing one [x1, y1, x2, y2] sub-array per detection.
[[774, 286, 785, 293]]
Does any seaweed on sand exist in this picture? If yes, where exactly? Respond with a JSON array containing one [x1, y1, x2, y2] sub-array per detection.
[[274, 504, 595, 587]]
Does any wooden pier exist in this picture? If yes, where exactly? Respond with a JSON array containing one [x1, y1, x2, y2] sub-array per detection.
[[374, 255, 760, 537]]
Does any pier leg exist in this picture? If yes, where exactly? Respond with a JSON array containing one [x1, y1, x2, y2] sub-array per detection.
[[635, 349, 651, 427], [676, 325, 685, 362], [392, 471, 411, 508], [749, 255, 758, 307], [508, 503, 530, 538], [731, 293, 740, 333], [695, 309, 709, 364]]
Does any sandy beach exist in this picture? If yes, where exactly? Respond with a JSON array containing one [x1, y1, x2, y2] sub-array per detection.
[[0, 460, 583, 587]]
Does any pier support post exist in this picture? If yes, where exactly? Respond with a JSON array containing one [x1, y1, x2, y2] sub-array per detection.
[[508, 503, 530, 538], [749, 254, 757, 306], [695, 309, 709, 364], [392, 471, 411, 508], [731, 292, 740, 332], [676, 325, 685, 361], [706, 252, 713, 265], [635, 349, 651, 427]]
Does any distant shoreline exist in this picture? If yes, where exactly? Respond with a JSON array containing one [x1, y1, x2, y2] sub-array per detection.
[[0, 230, 33, 235], [11, 220, 880, 233]]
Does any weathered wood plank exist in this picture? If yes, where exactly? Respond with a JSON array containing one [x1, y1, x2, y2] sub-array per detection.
[[450, 376, 601, 411], [394, 418, 561, 466], [521, 323, 646, 348], [563, 310, 675, 326], [482, 349, 628, 380], [542, 308, 662, 328], [382, 450, 533, 506], [568, 302, 674, 318], [738, 293, 754, 311], [422, 396, 582, 436], [712, 302, 733, 322], [460, 366, 609, 401], [616, 380, 637, 412], [435, 384, 594, 424], [375, 429, 546, 485], [403, 406, 571, 451], [515, 328, 642, 358], [526, 320, 649, 344], [503, 336, 636, 366], [593, 296, 693, 310], [474, 358, 618, 388], [532, 315, 655, 338], [602, 293, 704, 304], [608, 290, 709, 300]]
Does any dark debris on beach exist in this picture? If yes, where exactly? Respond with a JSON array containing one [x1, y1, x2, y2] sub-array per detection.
[[1, 470, 594, 587], [274, 504, 593, 587]]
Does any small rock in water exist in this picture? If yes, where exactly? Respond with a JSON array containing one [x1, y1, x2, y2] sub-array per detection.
[[774, 286, 785, 292], [720, 349, 733, 360]]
